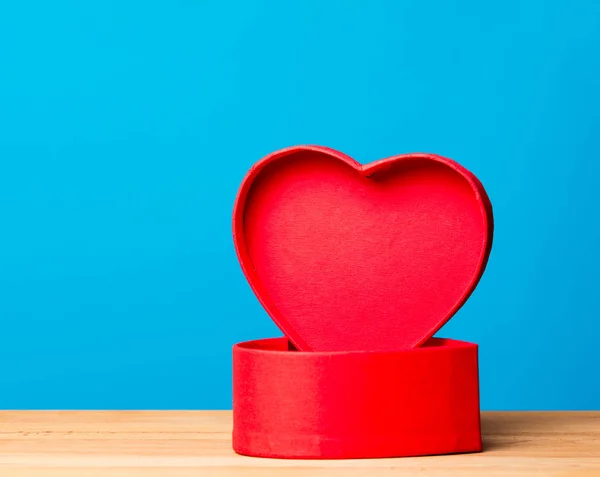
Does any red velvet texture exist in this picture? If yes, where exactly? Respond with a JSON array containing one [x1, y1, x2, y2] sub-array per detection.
[[233, 337, 482, 459], [233, 146, 493, 352], [231, 146, 491, 459]]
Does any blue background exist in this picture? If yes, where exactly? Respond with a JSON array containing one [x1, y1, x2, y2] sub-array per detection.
[[0, 0, 599, 410]]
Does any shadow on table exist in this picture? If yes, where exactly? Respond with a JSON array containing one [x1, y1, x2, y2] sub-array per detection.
[[480, 412, 570, 452]]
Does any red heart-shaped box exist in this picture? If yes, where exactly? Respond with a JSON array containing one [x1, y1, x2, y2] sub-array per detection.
[[231, 146, 492, 459], [233, 145, 493, 352], [233, 337, 481, 459]]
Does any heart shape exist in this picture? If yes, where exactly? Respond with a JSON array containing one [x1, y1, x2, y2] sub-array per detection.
[[233, 146, 493, 352]]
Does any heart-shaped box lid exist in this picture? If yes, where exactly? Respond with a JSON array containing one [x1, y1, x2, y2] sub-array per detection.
[[233, 146, 493, 352]]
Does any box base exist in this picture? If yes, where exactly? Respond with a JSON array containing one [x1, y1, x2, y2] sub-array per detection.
[[232, 337, 482, 459]]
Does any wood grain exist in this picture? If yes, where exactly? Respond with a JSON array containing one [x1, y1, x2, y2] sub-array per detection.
[[0, 411, 598, 476]]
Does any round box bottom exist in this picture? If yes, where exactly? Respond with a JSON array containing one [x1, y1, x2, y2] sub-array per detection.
[[232, 337, 482, 459]]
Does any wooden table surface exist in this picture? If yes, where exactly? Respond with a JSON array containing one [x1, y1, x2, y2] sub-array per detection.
[[0, 411, 598, 476]]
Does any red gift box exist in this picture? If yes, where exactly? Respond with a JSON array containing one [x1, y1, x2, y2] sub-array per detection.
[[233, 337, 481, 459], [231, 145, 493, 459]]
